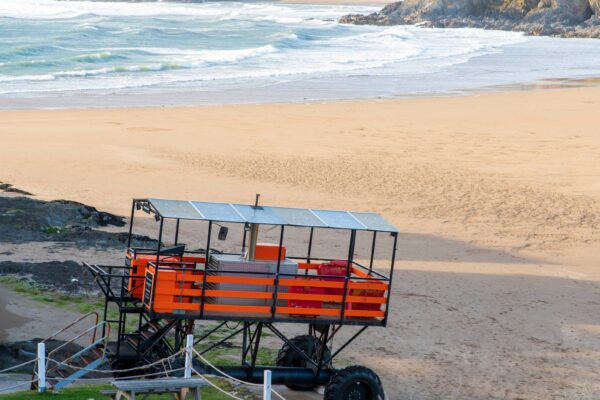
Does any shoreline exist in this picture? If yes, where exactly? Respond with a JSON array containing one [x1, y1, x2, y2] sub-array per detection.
[[1, 75, 599, 112]]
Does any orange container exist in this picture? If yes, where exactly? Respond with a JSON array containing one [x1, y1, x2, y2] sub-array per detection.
[[254, 243, 286, 261], [126, 252, 178, 299], [143, 264, 203, 313], [127, 252, 206, 300]]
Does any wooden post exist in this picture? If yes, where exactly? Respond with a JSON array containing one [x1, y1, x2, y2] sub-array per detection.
[[185, 334, 193, 379], [263, 370, 272, 400], [37, 342, 46, 393]]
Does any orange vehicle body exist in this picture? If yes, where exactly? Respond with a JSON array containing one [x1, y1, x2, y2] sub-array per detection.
[[143, 263, 204, 313], [140, 257, 388, 319], [127, 251, 205, 300]]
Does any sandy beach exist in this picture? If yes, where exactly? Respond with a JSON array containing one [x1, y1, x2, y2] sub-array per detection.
[[1, 86, 600, 398]]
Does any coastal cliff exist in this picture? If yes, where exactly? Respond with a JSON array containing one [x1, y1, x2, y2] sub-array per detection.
[[340, 0, 600, 38]]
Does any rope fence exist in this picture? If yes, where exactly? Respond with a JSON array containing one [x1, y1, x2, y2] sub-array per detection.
[[192, 348, 287, 400], [0, 379, 37, 393], [44, 348, 185, 375], [0, 359, 36, 374], [1, 334, 289, 399]]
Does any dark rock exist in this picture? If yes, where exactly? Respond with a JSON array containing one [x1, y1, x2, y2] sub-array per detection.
[[0, 261, 97, 294], [340, 0, 600, 38], [0, 196, 137, 246], [0, 183, 33, 196]]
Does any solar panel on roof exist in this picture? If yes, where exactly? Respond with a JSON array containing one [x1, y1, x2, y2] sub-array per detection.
[[233, 204, 284, 225], [191, 202, 245, 223], [352, 212, 398, 233], [310, 209, 365, 230], [270, 207, 327, 228], [149, 199, 199, 220], [147, 198, 398, 232]]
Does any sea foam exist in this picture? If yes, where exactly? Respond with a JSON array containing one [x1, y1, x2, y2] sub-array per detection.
[[1, 0, 600, 104]]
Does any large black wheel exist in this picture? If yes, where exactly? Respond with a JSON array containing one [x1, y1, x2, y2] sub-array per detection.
[[324, 366, 385, 400], [276, 334, 332, 391]]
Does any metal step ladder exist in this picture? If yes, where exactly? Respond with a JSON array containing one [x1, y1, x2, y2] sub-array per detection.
[[108, 318, 177, 362], [31, 312, 110, 391]]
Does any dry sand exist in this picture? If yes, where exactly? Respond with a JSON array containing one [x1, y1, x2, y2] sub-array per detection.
[[1, 86, 600, 399]]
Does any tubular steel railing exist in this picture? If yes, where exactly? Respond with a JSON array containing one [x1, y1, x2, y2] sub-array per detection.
[[31, 313, 110, 390], [46, 321, 110, 373], [141, 253, 390, 324]]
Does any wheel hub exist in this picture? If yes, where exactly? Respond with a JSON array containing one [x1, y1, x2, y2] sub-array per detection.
[[347, 382, 371, 400]]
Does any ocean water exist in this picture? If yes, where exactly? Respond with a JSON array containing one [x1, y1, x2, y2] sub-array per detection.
[[1, 0, 600, 108]]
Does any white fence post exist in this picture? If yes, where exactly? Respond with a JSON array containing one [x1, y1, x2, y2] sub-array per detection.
[[37, 342, 46, 393], [263, 369, 272, 400], [184, 334, 193, 379]]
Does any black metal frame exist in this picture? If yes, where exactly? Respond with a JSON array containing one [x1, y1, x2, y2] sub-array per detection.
[[85, 198, 397, 386]]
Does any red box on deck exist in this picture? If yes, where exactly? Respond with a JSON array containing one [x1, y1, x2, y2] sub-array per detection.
[[288, 284, 325, 310], [349, 288, 386, 311], [318, 260, 348, 296]]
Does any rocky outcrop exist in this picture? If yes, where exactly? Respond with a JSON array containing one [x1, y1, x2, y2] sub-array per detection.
[[340, 0, 600, 38], [0, 195, 155, 247]]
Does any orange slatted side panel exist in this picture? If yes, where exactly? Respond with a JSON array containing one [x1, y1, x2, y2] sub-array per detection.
[[280, 278, 388, 291], [205, 290, 272, 299], [276, 307, 340, 317], [278, 293, 386, 304], [207, 276, 275, 285], [345, 309, 385, 318], [204, 304, 271, 314], [151, 288, 388, 304]]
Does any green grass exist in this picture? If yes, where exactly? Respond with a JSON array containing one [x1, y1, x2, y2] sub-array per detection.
[[41, 226, 71, 235], [193, 323, 277, 367], [0, 276, 102, 312], [0, 385, 113, 400], [0, 276, 123, 326], [0, 381, 257, 400]]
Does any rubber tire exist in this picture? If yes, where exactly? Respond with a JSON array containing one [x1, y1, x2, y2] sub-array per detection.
[[324, 366, 385, 400], [276, 334, 332, 391]]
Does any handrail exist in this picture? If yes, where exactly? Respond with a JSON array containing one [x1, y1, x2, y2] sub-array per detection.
[[40, 312, 100, 344], [47, 321, 105, 363], [46, 321, 111, 375], [31, 313, 108, 390]]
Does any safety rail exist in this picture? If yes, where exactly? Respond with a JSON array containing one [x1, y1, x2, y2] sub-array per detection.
[[46, 321, 110, 373], [141, 255, 390, 325], [39, 311, 100, 345], [30, 312, 101, 389]]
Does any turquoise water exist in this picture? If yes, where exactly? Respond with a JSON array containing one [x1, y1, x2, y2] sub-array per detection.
[[1, 0, 600, 107]]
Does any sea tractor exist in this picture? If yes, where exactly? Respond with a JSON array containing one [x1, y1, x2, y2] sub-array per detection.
[[86, 196, 398, 399]]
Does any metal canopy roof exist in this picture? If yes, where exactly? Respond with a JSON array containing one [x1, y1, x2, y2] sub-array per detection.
[[147, 198, 398, 232]]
